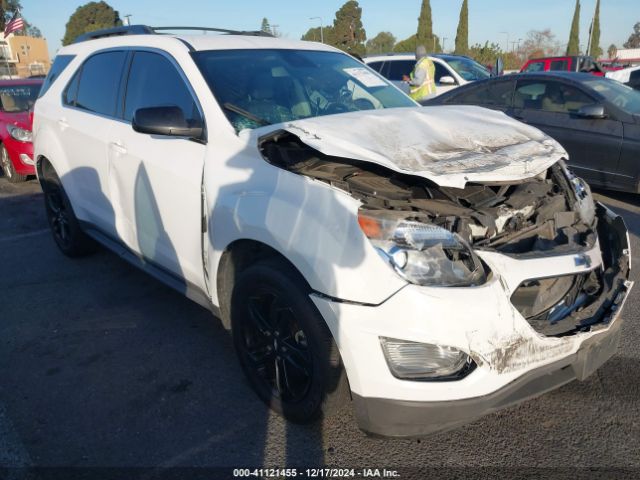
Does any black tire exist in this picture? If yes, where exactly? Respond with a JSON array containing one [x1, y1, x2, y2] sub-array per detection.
[[0, 144, 27, 183], [230, 258, 349, 423], [41, 163, 96, 257]]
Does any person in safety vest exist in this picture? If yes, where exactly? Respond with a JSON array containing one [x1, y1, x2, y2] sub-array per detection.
[[403, 45, 436, 101]]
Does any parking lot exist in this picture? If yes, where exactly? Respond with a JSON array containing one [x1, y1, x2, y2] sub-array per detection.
[[1, 176, 639, 477]]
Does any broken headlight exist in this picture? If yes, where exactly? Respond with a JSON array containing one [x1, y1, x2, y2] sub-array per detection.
[[358, 209, 487, 287]]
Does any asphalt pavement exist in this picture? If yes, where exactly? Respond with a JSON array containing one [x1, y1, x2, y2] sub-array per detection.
[[1, 176, 639, 479]]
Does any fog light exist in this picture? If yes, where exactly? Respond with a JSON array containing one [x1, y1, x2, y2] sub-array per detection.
[[19, 154, 34, 165], [380, 337, 473, 380]]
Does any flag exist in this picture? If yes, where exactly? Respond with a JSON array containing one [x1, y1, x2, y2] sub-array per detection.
[[4, 12, 25, 38]]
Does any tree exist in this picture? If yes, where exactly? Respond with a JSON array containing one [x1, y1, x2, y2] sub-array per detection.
[[566, 0, 581, 55], [454, 0, 469, 55], [623, 22, 640, 48], [588, 0, 602, 58], [62, 1, 122, 46], [416, 0, 441, 52], [301, 25, 335, 44], [332, 0, 366, 56], [260, 17, 271, 35], [523, 29, 561, 60], [366, 31, 396, 55], [393, 33, 441, 53], [2, 0, 41, 37], [607, 44, 617, 59]]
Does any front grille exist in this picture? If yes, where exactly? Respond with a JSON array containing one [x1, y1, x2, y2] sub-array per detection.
[[511, 270, 603, 336]]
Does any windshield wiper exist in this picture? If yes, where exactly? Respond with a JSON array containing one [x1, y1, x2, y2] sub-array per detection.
[[223, 103, 270, 126]]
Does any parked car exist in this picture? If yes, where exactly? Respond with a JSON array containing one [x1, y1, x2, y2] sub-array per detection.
[[521, 56, 605, 76], [364, 53, 490, 96], [34, 26, 631, 437], [606, 65, 640, 91], [424, 72, 640, 193], [0, 79, 42, 182]]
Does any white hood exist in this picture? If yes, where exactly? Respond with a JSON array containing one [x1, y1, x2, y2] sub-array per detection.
[[266, 106, 567, 189]]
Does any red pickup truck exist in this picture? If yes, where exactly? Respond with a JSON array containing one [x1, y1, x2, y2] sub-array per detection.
[[520, 56, 605, 76]]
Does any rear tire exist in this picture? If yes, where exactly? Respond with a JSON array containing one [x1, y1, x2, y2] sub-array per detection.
[[230, 258, 349, 423], [0, 144, 27, 183], [41, 163, 96, 257]]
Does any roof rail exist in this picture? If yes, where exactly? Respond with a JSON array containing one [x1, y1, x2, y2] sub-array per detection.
[[73, 25, 154, 43], [73, 24, 274, 43]]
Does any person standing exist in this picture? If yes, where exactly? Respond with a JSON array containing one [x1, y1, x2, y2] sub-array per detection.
[[403, 45, 436, 101]]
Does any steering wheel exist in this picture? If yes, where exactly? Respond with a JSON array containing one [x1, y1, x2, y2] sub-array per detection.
[[613, 96, 626, 108], [323, 102, 351, 114], [353, 98, 376, 110]]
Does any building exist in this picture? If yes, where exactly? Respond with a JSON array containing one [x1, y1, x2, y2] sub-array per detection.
[[0, 34, 51, 78], [615, 48, 640, 66]]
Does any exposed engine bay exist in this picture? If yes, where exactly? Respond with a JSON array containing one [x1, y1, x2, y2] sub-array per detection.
[[260, 130, 630, 337], [260, 130, 596, 256]]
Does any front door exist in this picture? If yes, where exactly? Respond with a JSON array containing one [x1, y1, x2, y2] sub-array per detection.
[[510, 78, 623, 188], [107, 50, 207, 290]]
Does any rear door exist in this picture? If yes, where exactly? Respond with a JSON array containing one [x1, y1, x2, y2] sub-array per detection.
[[510, 78, 624, 187], [107, 50, 207, 289], [58, 50, 128, 235]]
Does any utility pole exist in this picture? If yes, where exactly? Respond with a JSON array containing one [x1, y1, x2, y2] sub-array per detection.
[[123, 14, 132, 26], [442, 37, 448, 53], [271, 24, 279, 37], [510, 40, 517, 52], [309, 16, 323, 43]]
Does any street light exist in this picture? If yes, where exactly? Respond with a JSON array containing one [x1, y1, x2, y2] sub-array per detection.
[[442, 37, 448, 53], [309, 16, 323, 43], [123, 14, 132, 26], [500, 31, 509, 53]]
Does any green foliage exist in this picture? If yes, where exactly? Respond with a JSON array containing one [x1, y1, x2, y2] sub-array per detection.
[[468, 42, 501, 66], [588, 0, 602, 58], [62, 1, 122, 46], [566, 0, 581, 55], [260, 17, 271, 34], [1, 0, 41, 37], [332, 0, 366, 56], [416, 0, 441, 53], [454, 0, 469, 55], [393, 34, 416, 53], [301, 25, 335, 44], [623, 22, 640, 49], [607, 44, 617, 59], [366, 31, 396, 55]]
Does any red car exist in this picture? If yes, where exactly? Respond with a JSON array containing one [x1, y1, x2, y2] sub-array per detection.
[[520, 56, 606, 77], [0, 79, 42, 183]]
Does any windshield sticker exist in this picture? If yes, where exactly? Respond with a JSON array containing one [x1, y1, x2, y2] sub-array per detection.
[[343, 67, 388, 88]]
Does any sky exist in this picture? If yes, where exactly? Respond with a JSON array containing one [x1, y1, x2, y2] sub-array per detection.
[[19, 0, 639, 58]]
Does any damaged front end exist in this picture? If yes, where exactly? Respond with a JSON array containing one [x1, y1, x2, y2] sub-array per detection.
[[260, 130, 631, 337]]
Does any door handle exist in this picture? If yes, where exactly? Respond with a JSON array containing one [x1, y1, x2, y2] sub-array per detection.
[[109, 141, 128, 155], [57, 118, 69, 130]]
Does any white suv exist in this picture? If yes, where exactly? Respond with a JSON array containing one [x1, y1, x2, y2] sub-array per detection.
[[364, 53, 491, 96], [34, 26, 632, 437]]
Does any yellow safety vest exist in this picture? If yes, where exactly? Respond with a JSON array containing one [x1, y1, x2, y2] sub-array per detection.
[[409, 57, 436, 101]]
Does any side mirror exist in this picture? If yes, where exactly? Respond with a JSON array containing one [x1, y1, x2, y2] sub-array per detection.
[[576, 104, 607, 119], [439, 75, 456, 85], [132, 106, 204, 139], [493, 57, 504, 77]]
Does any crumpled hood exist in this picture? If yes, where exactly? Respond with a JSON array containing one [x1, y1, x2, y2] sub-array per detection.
[[270, 106, 567, 189]]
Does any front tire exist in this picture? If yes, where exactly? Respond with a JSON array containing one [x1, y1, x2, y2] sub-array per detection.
[[0, 144, 27, 183], [41, 163, 95, 257], [230, 258, 349, 423]]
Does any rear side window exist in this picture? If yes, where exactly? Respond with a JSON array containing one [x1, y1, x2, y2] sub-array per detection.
[[386, 60, 415, 81], [452, 80, 513, 107], [39, 54, 75, 98], [68, 51, 127, 116], [514, 80, 594, 113], [549, 60, 569, 71], [123, 51, 201, 123]]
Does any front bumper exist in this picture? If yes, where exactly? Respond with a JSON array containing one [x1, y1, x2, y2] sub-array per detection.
[[312, 202, 631, 437], [353, 313, 623, 437]]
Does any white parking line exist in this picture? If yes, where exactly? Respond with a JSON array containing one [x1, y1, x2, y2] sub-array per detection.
[[0, 229, 50, 244]]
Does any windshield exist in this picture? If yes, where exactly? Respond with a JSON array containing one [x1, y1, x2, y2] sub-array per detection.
[[583, 77, 640, 114], [444, 57, 491, 81], [193, 49, 415, 131], [0, 84, 40, 113]]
